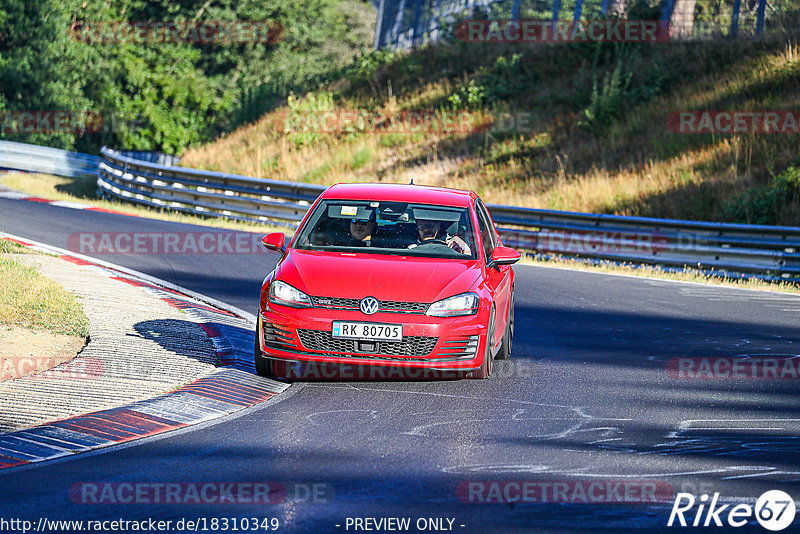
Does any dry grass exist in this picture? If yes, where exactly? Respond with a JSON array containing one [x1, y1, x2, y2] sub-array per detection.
[[0, 251, 90, 337]]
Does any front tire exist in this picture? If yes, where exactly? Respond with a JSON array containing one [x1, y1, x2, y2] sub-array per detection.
[[473, 308, 495, 379], [495, 292, 514, 360], [254, 315, 272, 377]]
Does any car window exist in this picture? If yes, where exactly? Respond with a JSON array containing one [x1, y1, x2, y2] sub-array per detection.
[[294, 200, 477, 259], [475, 200, 495, 262]]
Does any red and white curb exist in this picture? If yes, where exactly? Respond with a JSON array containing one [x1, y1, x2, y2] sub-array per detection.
[[0, 234, 286, 471], [0, 186, 133, 217]]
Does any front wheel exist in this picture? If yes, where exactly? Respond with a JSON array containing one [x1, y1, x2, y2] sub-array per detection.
[[254, 315, 272, 377], [495, 293, 514, 360], [472, 308, 494, 379]]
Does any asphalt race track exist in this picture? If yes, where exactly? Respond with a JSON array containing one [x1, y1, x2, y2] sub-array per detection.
[[1, 197, 799, 533]]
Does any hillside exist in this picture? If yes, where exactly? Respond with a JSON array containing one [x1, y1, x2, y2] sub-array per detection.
[[181, 35, 800, 226]]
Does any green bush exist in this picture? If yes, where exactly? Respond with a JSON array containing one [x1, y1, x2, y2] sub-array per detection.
[[722, 167, 800, 225], [448, 79, 487, 110], [579, 56, 634, 134]]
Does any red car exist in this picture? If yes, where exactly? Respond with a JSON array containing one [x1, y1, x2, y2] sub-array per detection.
[[255, 183, 520, 379]]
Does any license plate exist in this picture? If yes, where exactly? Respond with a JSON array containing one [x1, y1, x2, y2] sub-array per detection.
[[332, 321, 402, 342]]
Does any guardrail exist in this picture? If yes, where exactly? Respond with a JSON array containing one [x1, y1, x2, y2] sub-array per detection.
[[0, 140, 99, 178], [1, 141, 797, 282], [98, 146, 800, 283], [98, 147, 320, 228]]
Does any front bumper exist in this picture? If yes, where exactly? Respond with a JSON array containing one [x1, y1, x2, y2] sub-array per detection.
[[257, 303, 490, 374]]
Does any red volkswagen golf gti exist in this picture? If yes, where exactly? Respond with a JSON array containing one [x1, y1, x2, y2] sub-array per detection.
[[255, 183, 520, 379]]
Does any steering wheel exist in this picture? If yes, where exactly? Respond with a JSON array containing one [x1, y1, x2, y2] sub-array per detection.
[[416, 238, 450, 247]]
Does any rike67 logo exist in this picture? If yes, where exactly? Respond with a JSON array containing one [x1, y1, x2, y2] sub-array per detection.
[[668, 490, 796, 531]]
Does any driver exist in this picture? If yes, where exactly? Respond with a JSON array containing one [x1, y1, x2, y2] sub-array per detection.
[[415, 219, 440, 243], [411, 218, 471, 254]]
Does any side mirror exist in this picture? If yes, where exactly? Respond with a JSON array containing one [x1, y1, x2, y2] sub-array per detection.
[[488, 246, 521, 269], [261, 233, 286, 255]]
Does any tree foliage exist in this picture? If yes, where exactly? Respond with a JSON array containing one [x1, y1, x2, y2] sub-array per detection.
[[0, 0, 374, 153]]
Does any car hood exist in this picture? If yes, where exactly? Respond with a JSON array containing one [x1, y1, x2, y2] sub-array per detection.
[[277, 250, 482, 303]]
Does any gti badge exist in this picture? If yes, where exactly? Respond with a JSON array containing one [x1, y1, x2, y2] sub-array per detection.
[[360, 297, 379, 315]]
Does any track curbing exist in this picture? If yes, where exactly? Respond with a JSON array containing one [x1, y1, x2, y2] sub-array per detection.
[[0, 234, 287, 471]]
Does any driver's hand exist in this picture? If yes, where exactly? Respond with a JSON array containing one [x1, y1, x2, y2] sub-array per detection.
[[446, 235, 470, 255]]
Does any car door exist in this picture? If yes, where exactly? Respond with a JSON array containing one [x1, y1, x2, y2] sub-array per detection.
[[475, 199, 512, 352]]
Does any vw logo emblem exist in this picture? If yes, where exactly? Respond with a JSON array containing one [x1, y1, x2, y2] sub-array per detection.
[[360, 297, 379, 315]]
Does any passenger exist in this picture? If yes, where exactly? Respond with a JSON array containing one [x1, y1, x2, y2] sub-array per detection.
[[347, 211, 377, 246]]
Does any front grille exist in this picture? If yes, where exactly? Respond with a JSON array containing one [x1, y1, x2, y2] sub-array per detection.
[[379, 300, 428, 313], [311, 296, 359, 309], [311, 296, 428, 314], [297, 329, 437, 357]]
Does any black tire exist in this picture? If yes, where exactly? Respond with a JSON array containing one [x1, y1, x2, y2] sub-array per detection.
[[254, 314, 272, 377], [473, 308, 495, 379], [495, 292, 514, 360]]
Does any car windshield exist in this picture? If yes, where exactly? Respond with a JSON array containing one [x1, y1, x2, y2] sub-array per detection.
[[293, 200, 477, 259]]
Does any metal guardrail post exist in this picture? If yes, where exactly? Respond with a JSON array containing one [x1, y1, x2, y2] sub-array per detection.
[[755, 0, 767, 36], [573, 0, 583, 24], [552, 0, 561, 34], [731, 0, 741, 36]]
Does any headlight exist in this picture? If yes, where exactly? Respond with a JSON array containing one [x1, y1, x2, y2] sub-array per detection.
[[425, 292, 479, 317], [269, 281, 313, 308]]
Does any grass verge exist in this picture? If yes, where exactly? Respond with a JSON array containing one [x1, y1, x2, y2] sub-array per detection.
[[0, 240, 26, 254], [0, 252, 90, 337]]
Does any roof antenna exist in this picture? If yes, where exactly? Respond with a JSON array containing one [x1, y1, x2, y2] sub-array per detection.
[[409, 178, 415, 185]]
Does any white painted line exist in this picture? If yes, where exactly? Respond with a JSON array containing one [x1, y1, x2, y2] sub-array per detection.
[[667, 418, 800, 437], [49, 200, 92, 209], [523, 262, 800, 298], [690, 427, 786, 431], [0, 191, 29, 199]]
